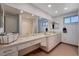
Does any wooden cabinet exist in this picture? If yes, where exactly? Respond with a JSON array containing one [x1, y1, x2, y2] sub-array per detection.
[[41, 34, 61, 52], [0, 46, 18, 56]]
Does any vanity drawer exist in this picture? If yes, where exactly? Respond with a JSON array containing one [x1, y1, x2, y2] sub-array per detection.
[[31, 39, 41, 45], [4, 52, 18, 56], [18, 39, 41, 50], [18, 42, 31, 50], [0, 46, 18, 56]]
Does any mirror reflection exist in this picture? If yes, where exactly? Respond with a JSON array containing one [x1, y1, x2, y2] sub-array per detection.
[[38, 17, 48, 33]]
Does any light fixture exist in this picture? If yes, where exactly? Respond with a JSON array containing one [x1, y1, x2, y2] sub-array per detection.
[[64, 7, 68, 10], [48, 4, 52, 8], [32, 14, 34, 16], [55, 10, 58, 13], [20, 10, 23, 13]]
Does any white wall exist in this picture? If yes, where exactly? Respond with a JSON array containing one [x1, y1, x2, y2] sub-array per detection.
[[53, 11, 79, 46]]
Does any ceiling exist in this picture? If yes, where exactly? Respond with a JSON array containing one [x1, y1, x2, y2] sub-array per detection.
[[21, 11, 37, 19], [32, 3, 79, 17], [2, 4, 37, 19], [2, 3, 79, 18], [2, 4, 20, 15]]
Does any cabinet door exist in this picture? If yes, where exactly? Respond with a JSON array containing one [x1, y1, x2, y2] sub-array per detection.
[[57, 34, 61, 42], [47, 36, 56, 51], [0, 46, 18, 56], [54, 34, 61, 45], [40, 37, 47, 47], [40, 34, 61, 52], [4, 52, 18, 56], [47, 34, 61, 52]]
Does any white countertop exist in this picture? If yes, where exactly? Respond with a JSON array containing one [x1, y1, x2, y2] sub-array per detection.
[[0, 32, 59, 48]]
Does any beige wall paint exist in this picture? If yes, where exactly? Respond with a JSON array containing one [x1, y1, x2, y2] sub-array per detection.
[[21, 18, 33, 35]]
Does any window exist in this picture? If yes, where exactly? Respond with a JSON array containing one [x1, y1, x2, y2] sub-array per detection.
[[64, 17, 71, 24], [71, 16, 79, 23], [64, 15, 79, 24]]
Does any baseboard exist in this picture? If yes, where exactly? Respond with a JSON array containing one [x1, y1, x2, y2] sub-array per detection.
[[61, 42, 78, 47]]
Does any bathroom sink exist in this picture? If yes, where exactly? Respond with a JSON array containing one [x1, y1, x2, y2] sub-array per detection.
[[0, 33, 19, 44], [44, 32, 58, 36]]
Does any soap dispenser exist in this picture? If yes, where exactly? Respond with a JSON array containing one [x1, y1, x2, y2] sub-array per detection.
[[63, 27, 67, 33], [45, 27, 48, 32]]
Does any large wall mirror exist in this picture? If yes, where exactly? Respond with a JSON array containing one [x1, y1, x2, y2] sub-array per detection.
[[38, 16, 48, 33], [0, 4, 20, 34], [0, 4, 39, 36], [19, 11, 38, 36], [0, 4, 4, 34], [0, 4, 49, 36]]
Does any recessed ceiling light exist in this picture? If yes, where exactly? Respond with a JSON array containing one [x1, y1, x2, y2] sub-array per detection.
[[48, 4, 52, 8], [64, 7, 68, 10], [55, 10, 58, 13], [32, 14, 34, 16], [20, 10, 23, 13]]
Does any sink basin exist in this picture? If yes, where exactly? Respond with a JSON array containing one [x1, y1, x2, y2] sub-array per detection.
[[43, 32, 58, 36], [0, 33, 19, 44]]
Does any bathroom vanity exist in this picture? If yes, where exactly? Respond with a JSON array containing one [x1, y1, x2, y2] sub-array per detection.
[[40, 33, 61, 52], [0, 33, 61, 56]]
